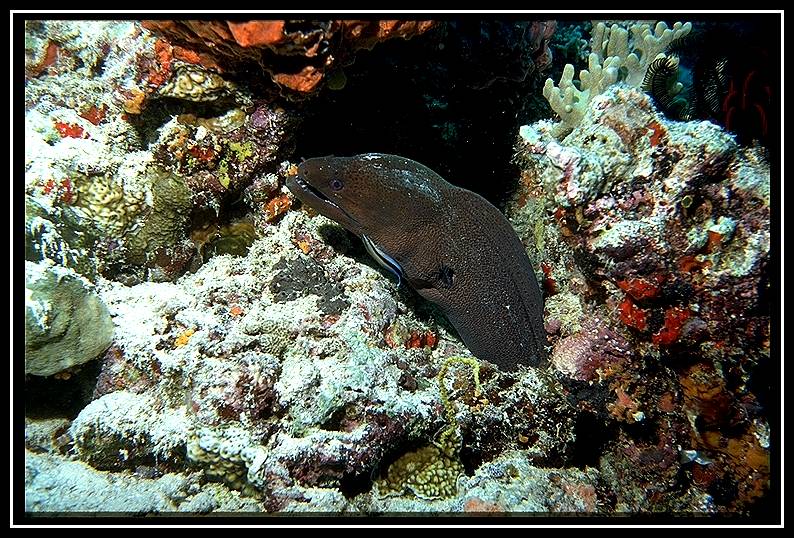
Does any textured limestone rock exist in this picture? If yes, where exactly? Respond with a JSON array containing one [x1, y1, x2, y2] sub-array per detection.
[[25, 260, 115, 376]]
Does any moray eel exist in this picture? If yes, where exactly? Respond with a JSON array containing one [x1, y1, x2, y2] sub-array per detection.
[[286, 153, 548, 370]]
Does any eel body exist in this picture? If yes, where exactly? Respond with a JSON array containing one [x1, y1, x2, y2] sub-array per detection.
[[286, 153, 548, 370]]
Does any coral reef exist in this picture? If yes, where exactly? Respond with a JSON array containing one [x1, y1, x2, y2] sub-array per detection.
[[512, 84, 770, 514], [21, 204, 582, 513], [22, 17, 775, 517], [62, 209, 446, 504], [517, 85, 769, 363], [24, 20, 301, 285]]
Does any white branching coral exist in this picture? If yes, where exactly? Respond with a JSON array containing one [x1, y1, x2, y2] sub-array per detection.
[[543, 20, 692, 135], [543, 53, 621, 132], [593, 21, 693, 86]]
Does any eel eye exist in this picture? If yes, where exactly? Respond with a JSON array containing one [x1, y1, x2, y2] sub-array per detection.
[[330, 178, 344, 191]]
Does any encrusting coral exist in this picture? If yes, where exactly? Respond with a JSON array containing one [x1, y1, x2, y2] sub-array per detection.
[[70, 173, 147, 238], [375, 357, 482, 500], [141, 20, 437, 96], [25, 260, 115, 376], [374, 443, 465, 500], [158, 63, 234, 102]]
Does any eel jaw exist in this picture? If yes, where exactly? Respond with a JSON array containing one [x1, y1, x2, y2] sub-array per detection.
[[286, 173, 361, 233]]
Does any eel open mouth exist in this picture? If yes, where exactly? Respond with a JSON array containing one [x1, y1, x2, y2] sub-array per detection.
[[292, 174, 336, 206], [287, 171, 361, 231]]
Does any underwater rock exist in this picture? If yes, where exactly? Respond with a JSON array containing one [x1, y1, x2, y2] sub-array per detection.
[[39, 205, 584, 512], [70, 390, 191, 470], [25, 449, 263, 512], [24, 21, 156, 286], [512, 84, 770, 514], [269, 255, 349, 316], [551, 317, 632, 383], [25, 261, 115, 377], [515, 85, 769, 366], [25, 196, 99, 281], [25, 417, 72, 455], [83, 210, 443, 496]]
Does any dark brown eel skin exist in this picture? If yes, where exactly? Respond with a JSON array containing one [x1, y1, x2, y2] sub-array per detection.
[[286, 153, 548, 371]]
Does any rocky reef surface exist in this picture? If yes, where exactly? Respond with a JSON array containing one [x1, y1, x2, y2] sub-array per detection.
[[22, 19, 774, 517], [27, 206, 588, 513], [511, 84, 771, 515]]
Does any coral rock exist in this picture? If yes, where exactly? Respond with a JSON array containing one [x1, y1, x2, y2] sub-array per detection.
[[227, 20, 287, 47], [25, 261, 114, 376], [141, 19, 436, 95], [513, 80, 770, 514]]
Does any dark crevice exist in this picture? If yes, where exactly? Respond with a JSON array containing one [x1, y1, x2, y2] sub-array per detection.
[[339, 470, 374, 500], [24, 361, 102, 420], [569, 413, 619, 468], [128, 97, 240, 149], [293, 20, 553, 210]]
